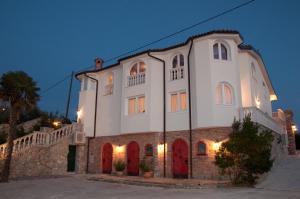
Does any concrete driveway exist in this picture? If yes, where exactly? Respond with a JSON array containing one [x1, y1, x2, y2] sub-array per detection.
[[0, 154, 299, 199]]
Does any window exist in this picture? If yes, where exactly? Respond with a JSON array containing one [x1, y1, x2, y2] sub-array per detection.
[[197, 141, 206, 155], [128, 95, 145, 115], [104, 73, 113, 95], [172, 54, 184, 68], [213, 42, 229, 60], [128, 62, 146, 86], [170, 54, 184, 80], [215, 82, 234, 105], [170, 91, 187, 112], [128, 98, 136, 115], [145, 144, 153, 156]]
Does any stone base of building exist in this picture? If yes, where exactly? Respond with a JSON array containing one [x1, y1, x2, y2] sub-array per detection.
[[87, 127, 233, 179]]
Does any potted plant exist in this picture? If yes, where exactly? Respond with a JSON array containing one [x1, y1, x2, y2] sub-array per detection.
[[139, 158, 153, 178], [114, 159, 126, 176]]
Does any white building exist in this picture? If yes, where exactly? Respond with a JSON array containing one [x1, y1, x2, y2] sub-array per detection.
[[75, 30, 287, 179]]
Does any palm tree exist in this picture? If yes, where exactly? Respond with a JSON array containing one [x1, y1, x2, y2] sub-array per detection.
[[0, 71, 40, 182]]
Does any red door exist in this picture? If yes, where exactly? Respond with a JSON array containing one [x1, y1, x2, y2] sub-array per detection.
[[172, 139, 188, 178], [102, 143, 113, 174], [127, 141, 140, 176]]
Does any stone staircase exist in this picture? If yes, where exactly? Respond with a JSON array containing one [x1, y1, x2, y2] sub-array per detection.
[[0, 123, 80, 159]]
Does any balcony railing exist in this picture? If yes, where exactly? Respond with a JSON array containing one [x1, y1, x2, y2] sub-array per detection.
[[239, 107, 285, 134], [104, 84, 113, 95], [170, 67, 184, 81], [127, 73, 145, 87]]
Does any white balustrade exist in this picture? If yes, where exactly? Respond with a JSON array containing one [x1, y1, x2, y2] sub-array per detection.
[[239, 107, 285, 134], [170, 67, 184, 81], [0, 123, 79, 158], [127, 73, 145, 87]]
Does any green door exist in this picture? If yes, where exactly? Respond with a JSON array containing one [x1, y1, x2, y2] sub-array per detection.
[[67, 145, 76, 172]]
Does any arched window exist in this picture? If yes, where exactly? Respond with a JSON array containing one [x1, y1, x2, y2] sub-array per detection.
[[215, 82, 234, 105], [130, 62, 146, 76], [197, 141, 206, 155], [251, 63, 256, 79], [172, 54, 184, 68], [213, 42, 229, 60]]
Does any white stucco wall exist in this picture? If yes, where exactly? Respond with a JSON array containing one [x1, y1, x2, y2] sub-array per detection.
[[76, 33, 277, 137]]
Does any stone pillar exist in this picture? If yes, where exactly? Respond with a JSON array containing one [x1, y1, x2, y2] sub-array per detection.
[[284, 110, 296, 155], [75, 144, 87, 174]]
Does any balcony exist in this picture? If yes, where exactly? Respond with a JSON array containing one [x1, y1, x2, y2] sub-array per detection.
[[127, 73, 145, 87], [104, 84, 113, 95], [239, 107, 285, 134], [170, 67, 184, 81]]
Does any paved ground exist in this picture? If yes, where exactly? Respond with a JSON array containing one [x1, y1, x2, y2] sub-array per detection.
[[0, 154, 299, 199]]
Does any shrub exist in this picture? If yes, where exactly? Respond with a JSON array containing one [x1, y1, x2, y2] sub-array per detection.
[[114, 160, 126, 172], [139, 158, 152, 172], [215, 115, 274, 185]]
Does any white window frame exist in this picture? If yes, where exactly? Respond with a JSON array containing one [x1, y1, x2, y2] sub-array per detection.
[[213, 42, 230, 61], [215, 83, 234, 105], [170, 90, 187, 112], [127, 95, 146, 115]]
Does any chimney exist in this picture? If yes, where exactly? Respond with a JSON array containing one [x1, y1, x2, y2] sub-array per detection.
[[95, 57, 103, 69]]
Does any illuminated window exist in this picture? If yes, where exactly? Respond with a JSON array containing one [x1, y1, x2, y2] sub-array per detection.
[[215, 82, 234, 105], [128, 98, 136, 115], [145, 144, 153, 156], [138, 96, 145, 113], [213, 42, 229, 60], [130, 62, 146, 76], [170, 91, 187, 112], [128, 95, 145, 115], [197, 141, 206, 155]]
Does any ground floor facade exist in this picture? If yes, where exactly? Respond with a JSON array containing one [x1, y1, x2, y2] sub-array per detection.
[[86, 127, 232, 179]]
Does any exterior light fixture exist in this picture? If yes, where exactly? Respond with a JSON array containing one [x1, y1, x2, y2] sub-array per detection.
[[255, 97, 261, 108], [213, 141, 222, 152], [53, 121, 61, 127], [292, 125, 297, 132]]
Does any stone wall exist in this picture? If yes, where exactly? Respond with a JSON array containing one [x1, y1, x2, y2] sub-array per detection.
[[87, 127, 232, 179], [87, 126, 287, 180], [0, 135, 72, 179]]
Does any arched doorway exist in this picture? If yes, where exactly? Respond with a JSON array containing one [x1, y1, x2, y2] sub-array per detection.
[[102, 143, 113, 174], [172, 139, 188, 178], [127, 141, 140, 176]]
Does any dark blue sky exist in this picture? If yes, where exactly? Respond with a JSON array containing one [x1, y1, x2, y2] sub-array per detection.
[[0, 0, 299, 125]]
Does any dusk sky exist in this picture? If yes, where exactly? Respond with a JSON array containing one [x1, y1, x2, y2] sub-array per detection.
[[0, 0, 299, 125]]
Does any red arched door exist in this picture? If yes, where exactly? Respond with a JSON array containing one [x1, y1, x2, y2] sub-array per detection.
[[102, 143, 113, 174], [172, 139, 188, 178], [127, 141, 140, 176]]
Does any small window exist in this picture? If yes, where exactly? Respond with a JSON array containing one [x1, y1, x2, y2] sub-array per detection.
[[128, 98, 136, 115], [82, 78, 88, 91], [130, 62, 146, 76], [138, 96, 145, 113], [215, 82, 234, 105], [213, 42, 229, 60], [172, 54, 184, 68], [197, 141, 206, 155], [145, 144, 153, 156], [127, 95, 145, 115], [170, 91, 187, 112]]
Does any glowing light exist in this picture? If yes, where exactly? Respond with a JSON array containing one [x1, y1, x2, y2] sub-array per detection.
[[157, 143, 166, 154], [270, 94, 277, 101], [53, 121, 61, 127], [116, 145, 124, 153], [213, 142, 222, 151], [255, 97, 261, 108], [77, 109, 82, 119], [292, 125, 297, 132]]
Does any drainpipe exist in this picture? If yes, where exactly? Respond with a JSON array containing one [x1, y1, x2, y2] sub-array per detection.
[[84, 74, 99, 173], [147, 52, 166, 178], [187, 40, 194, 178]]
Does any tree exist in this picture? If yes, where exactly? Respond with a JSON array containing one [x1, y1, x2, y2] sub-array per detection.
[[215, 115, 274, 185], [0, 71, 40, 182]]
